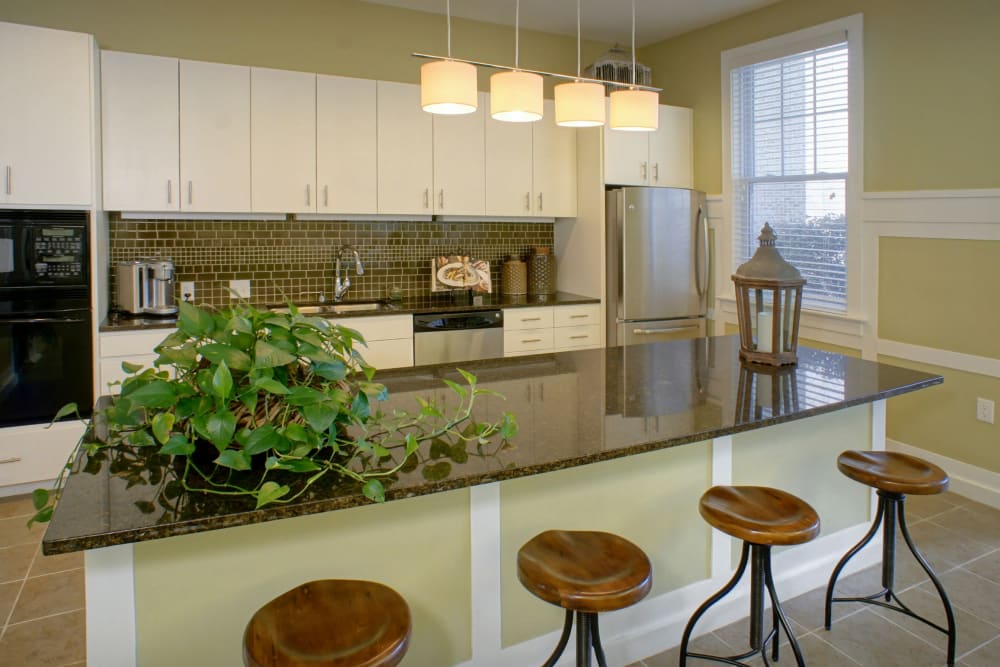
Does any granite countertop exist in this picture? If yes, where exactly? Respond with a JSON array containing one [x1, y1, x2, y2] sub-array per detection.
[[42, 336, 942, 554], [99, 291, 600, 332]]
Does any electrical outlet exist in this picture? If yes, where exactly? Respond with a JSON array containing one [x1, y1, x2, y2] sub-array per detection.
[[976, 398, 994, 424], [180, 281, 195, 303], [229, 279, 251, 299]]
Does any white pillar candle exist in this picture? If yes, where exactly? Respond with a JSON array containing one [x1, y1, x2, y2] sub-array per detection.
[[757, 310, 772, 353]]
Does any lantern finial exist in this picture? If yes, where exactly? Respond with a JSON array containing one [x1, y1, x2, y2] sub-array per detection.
[[758, 222, 777, 247]]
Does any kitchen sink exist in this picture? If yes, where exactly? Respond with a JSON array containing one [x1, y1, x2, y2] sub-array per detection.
[[269, 301, 394, 316]]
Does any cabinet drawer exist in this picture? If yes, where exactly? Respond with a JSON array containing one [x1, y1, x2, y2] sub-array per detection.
[[358, 338, 413, 370], [0, 421, 85, 488], [553, 324, 601, 350], [553, 304, 600, 328], [504, 328, 553, 355], [100, 329, 174, 358], [331, 314, 412, 343], [503, 307, 553, 330]]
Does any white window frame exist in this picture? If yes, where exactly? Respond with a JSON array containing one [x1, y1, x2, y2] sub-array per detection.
[[718, 14, 865, 347]]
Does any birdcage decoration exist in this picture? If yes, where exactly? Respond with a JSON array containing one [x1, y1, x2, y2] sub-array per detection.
[[585, 46, 652, 94]]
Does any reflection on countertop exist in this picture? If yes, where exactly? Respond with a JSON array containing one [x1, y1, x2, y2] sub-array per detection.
[[42, 336, 941, 554]]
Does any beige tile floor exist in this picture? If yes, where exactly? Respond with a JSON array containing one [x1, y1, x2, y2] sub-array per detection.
[[631, 491, 1000, 667], [0, 490, 996, 666]]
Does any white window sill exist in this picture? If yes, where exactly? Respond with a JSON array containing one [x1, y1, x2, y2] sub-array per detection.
[[715, 294, 865, 350]]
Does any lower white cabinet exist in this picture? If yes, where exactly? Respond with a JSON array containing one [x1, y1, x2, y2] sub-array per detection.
[[503, 304, 601, 357], [0, 421, 86, 491], [99, 329, 175, 393], [328, 314, 413, 370]]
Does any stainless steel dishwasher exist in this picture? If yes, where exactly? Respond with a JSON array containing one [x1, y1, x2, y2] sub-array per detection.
[[413, 310, 504, 365]]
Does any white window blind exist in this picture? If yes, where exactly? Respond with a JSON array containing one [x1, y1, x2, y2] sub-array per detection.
[[731, 41, 849, 312]]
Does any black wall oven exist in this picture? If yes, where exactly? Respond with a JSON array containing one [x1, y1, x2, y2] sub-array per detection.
[[0, 210, 92, 427]]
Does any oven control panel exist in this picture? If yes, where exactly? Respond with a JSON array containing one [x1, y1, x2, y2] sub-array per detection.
[[32, 227, 86, 281]]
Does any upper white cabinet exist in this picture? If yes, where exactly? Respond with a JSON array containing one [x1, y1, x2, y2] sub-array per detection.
[[251, 67, 316, 214], [179, 59, 251, 212], [532, 99, 577, 217], [485, 113, 532, 216], [0, 22, 92, 207], [102, 51, 180, 212], [317, 75, 377, 215], [604, 103, 693, 188], [432, 92, 486, 216], [376, 81, 432, 215]]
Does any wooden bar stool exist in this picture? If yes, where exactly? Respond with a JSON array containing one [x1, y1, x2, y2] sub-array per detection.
[[243, 579, 411, 667], [824, 450, 957, 665], [517, 530, 652, 667], [680, 486, 820, 667]]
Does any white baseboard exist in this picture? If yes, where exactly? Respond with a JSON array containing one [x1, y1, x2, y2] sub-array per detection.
[[886, 439, 1000, 510]]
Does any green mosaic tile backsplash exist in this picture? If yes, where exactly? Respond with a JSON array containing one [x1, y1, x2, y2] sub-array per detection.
[[108, 216, 555, 308]]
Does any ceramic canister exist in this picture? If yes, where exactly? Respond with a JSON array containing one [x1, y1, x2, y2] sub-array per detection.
[[501, 255, 528, 295], [527, 246, 556, 296]]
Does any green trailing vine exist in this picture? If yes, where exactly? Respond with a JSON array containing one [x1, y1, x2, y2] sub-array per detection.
[[30, 301, 517, 525]]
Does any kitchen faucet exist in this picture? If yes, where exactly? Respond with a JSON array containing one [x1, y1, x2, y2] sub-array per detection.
[[333, 244, 364, 301]]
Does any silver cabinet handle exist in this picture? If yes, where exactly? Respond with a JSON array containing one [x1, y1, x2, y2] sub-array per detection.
[[521, 317, 542, 322], [525, 192, 530, 210], [439, 189, 444, 209], [324, 185, 329, 207], [537, 192, 543, 211], [633, 325, 698, 335], [540, 382, 544, 401], [641, 162, 647, 181], [0, 457, 21, 464], [423, 188, 429, 209], [653, 163, 659, 182], [522, 338, 542, 343], [569, 335, 589, 340], [5, 166, 11, 195], [187, 181, 193, 205], [167, 179, 172, 204], [306, 183, 311, 206], [569, 314, 588, 319]]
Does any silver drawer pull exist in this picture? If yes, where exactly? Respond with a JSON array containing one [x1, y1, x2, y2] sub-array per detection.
[[0, 457, 22, 464], [521, 317, 542, 322], [521, 338, 542, 343], [569, 314, 589, 319], [569, 335, 589, 340], [633, 325, 698, 335]]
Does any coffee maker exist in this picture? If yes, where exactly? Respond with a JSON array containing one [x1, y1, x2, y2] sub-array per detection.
[[116, 258, 178, 315]]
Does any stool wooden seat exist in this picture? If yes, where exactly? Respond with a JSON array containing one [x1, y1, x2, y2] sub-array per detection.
[[836, 450, 949, 495], [243, 579, 411, 667], [518, 530, 652, 667], [699, 486, 820, 546], [826, 450, 956, 665], [681, 486, 819, 667]]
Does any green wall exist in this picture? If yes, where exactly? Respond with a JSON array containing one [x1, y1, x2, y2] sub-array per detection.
[[639, 0, 1000, 194], [0, 0, 609, 95]]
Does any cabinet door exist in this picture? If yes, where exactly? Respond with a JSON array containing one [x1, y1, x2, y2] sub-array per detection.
[[0, 22, 91, 206], [603, 99, 649, 186], [648, 104, 693, 188], [101, 51, 180, 211], [485, 110, 532, 216], [251, 67, 316, 214], [179, 59, 251, 212], [317, 75, 377, 215], [432, 92, 486, 216], [376, 81, 433, 215], [531, 100, 577, 217]]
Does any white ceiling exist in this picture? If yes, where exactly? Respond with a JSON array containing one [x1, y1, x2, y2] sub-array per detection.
[[361, 0, 781, 47]]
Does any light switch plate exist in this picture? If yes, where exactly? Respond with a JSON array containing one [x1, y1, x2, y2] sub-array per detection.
[[976, 397, 994, 424], [229, 279, 251, 299], [180, 281, 195, 303]]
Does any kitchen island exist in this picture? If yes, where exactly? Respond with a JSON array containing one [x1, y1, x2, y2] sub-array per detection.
[[43, 336, 941, 666]]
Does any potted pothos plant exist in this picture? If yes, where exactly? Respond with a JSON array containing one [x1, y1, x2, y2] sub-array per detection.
[[31, 301, 516, 524]]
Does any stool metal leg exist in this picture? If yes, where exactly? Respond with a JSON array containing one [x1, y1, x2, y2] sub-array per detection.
[[541, 610, 574, 667], [589, 614, 608, 667], [762, 546, 807, 667], [680, 542, 751, 666], [574, 611, 592, 667], [825, 491, 957, 665]]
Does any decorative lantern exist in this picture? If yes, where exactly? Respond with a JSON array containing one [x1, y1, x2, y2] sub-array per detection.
[[732, 223, 806, 366], [735, 362, 800, 423]]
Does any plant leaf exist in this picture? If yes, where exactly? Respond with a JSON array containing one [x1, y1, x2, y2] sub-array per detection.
[[121, 360, 144, 374], [50, 402, 79, 424], [128, 429, 156, 447], [198, 343, 252, 371], [253, 340, 297, 368], [351, 391, 370, 420], [362, 479, 385, 502], [271, 458, 321, 473], [283, 422, 309, 443], [302, 402, 338, 433], [422, 461, 452, 481], [151, 412, 176, 445], [312, 361, 348, 382], [32, 488, 49, 511], [253, 378, 290, 395], [215, 449, 251, 471], [255, 481, 290, 508], [159, 434, 195, 456], [194, 411, 237, 453], [429, 438, 450, 460], [285, 386, 328, 406], [243, 425, 282, 457], [178, 301, 215, 337], [456, 368, 477, 386], [125, 381, 179, 409], [212, 360, 234, 400]]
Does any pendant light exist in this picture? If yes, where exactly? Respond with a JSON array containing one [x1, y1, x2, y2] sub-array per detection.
[[421, 0, 478, 114], [490, 0, 543, 122], [609, 0, 658, 131], [554, 0, 605, 127]]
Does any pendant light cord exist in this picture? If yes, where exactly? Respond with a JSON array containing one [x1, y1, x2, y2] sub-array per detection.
[[576, 0, 581, 78], [631, 0, 637, 86], [514, 0, 521, 69], [447, 0, 452, 58]]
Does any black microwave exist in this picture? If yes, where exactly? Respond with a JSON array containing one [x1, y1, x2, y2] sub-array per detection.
[[0, 210, 89, 288]]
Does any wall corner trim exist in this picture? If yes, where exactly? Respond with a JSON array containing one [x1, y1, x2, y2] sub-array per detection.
[[886, 438, 1000, 510]]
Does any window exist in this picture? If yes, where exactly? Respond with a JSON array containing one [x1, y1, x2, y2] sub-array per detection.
[[724, 17, 861, 314]]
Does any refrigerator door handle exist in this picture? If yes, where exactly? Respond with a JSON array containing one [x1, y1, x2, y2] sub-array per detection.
[[694, 205, 710, 298], [633, 325, 700, 335]]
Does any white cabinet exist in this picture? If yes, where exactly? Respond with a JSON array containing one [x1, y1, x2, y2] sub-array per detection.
[[98, 329, 174, 394], [503, 304, 601, 356], [251, 67, 316, 214], [531, 99, 577, 217], [330, 314, 413, 370], [179, 59, 251, 212], [377, 81, 433, 215], [432, 92, 486, 216], [317, 75, 377, 215], [604, 103, 692, 188], [102, 51, 180, 212], [485, 114, 532, 216], [0, 21, 92, 207], [0, 421, 86, 490]]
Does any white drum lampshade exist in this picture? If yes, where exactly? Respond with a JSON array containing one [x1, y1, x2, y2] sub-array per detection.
[[554, 81, 605, 127], [421, 60, 478, 114], [609, 88, 659, 131], [490, 70, 543, 122]]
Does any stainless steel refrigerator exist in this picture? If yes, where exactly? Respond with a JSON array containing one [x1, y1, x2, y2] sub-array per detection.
[[606, 187, 709, 347]]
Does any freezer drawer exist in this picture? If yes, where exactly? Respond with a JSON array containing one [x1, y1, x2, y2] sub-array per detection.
[[616, 318, 705, 346]]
